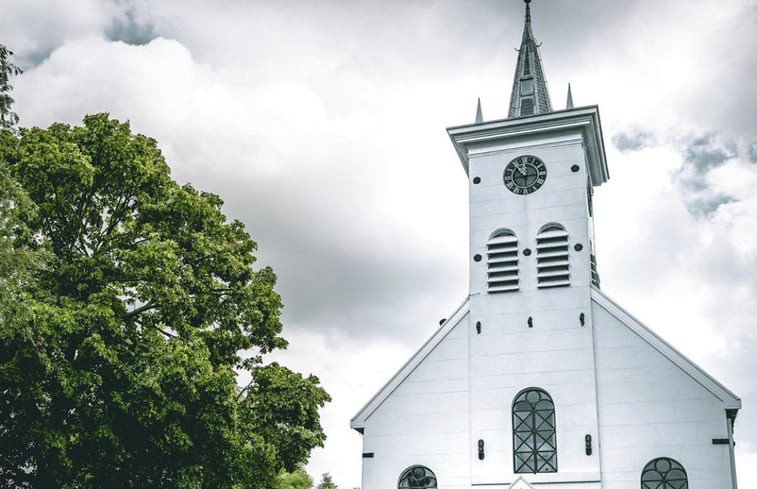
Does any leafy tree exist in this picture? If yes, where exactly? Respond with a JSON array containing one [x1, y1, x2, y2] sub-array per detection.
[[0, 44, 22, 130], [316, 473, 338, 489], [0, 114, 330, 488], [274, 466, 313, 489]]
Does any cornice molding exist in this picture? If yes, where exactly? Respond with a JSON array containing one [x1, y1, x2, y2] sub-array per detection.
[[447, 106, 609, 187]]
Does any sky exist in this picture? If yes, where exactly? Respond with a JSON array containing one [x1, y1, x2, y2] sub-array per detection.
[[2, 0, 757, 486]]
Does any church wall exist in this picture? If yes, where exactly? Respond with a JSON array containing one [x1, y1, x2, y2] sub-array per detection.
[[360, 314, 471, 489], [592, 301, 735, 488], [469, 285, 601, 487]]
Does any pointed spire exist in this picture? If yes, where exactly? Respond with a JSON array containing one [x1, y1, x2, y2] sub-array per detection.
[[475, 97, 484, 123], [523, 0, 534, 40], [508, 0, 553, 118], [566, 83, 574, 109]]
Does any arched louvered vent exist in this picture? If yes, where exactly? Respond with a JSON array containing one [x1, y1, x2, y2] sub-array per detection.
[[536, 224, 569, 288], [487, 230, 519, 293]]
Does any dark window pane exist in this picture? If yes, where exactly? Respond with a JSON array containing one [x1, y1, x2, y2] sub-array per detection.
[[641, 457, 688, 489], [398, 465, 437, 489], [520, 98, 534, 115], [512, 388, 557, 473]]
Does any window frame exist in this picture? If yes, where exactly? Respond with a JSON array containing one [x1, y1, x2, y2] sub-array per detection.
[[641, 457, 688, 489], [512, 387, 558, 474], [397, 465, 437, 489]]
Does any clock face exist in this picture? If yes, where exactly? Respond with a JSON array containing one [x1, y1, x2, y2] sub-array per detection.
[[503, 155, 547, 195]]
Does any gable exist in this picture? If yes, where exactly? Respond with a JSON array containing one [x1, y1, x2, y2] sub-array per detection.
[[590, 288, 741, 411], [509, 477, 536, 489], [352, 288, 740, 432], [350, 297, 470, 432]]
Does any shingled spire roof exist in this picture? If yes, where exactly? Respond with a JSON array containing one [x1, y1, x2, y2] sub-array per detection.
[[508, 0, 552, 118]]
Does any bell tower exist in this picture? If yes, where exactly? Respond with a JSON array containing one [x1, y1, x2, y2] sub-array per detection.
[[448, 0, 609, 482], [448, 0, 608, 310]]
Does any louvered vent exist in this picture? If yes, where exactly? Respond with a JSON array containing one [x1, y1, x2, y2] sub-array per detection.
[[536, 224, 570, 288], [520, 98, 534, 116], [591, 253, 600, 288], [487, 230, 519, 293]]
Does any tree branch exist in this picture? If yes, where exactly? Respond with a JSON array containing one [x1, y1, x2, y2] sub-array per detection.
[[124, 301, 157, 319], [236, 379, 255, 401], [155, 325, 177, 339]]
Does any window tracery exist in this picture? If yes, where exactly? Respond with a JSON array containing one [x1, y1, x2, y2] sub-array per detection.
[[512, 388, 557, 473], [641, 457, 688, 489]]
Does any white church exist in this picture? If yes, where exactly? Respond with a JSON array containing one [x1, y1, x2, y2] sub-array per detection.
[[350, 2, 741, 488]]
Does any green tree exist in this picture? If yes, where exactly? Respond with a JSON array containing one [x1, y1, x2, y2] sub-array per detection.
[[0, 44, 22, 130], [0, 114, 330, 488], [274, 466, 313, 489], [316, 473, 338, 489], [0, 136, 47, 343]]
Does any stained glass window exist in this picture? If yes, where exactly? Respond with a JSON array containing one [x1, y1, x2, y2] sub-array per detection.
[[512, 388, 557, 473], [641, 457, 688, 489], [398, 466, 436, 489]]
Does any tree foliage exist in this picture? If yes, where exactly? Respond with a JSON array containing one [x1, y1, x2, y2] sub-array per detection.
[[274, 466, 313, 489], [315, 473, 338, 489], [0, 44, 22, 130], [0, 114, 330, 488]]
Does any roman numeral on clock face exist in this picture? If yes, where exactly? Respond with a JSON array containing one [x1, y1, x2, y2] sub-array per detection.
[[503, 155, 548, 195]]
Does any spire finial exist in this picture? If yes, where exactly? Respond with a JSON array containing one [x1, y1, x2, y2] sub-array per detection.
[[475, 97, 484, 124], [508, 0, 553, 118], [525, 0, 532, 24], [566, 83, 574, 109]]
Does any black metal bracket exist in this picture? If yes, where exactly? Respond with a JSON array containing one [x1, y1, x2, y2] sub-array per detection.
[[585, 434, 592, 455]]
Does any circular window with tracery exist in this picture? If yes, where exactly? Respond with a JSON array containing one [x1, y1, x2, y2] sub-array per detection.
[[641, 457, 688, 489], [398, 465, 437, 489]]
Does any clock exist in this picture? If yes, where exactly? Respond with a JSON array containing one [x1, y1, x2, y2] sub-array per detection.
[[503, 155, 547, 195]]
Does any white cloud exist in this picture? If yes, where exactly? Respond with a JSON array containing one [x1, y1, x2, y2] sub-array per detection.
[[6, 0, 757, 486]]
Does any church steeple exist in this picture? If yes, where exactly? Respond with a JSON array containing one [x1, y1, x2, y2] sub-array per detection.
[[508, 0, 552, 118]]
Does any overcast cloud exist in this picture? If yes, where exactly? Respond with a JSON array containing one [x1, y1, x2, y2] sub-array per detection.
[[3, 0, 757, 486]]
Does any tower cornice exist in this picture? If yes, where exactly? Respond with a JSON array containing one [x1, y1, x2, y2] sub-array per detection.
[[447, 106, 610, 186]]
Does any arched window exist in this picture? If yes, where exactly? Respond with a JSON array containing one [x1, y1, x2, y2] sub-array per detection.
[[536, 223, 569, 288], [398, 466, 437, 489], [641, 457, 688, 489], [512, 388, 557, 473], [487, 229, 519, 292]]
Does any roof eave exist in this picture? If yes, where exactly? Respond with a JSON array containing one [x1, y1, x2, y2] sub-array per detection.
[[447, 105, 610, 187], [591, 286, 742, 411], [350, 297, 471, 432]]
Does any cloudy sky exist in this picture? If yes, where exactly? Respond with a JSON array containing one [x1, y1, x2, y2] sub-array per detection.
[[3, 0, 757, 486]]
